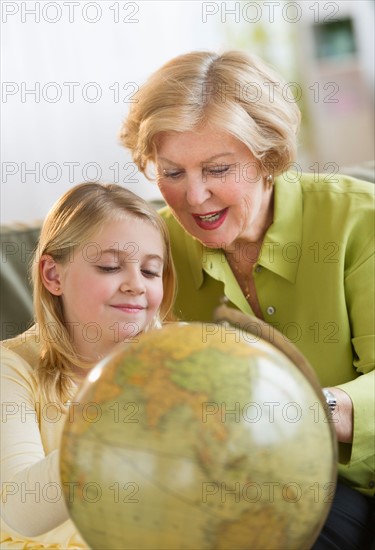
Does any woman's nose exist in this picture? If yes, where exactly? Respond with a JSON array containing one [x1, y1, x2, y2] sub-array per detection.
[[185, 176, 211, 207]]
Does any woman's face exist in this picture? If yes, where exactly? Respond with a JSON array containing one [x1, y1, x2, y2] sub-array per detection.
[[155, 126, 274, 250]]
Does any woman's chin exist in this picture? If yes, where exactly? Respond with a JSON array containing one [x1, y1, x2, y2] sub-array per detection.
[[195, 234, 234, 251], [182, 218, 237, 250]]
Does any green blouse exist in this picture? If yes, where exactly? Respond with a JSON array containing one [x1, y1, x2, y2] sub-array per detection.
[[160, 172, 375, 496]]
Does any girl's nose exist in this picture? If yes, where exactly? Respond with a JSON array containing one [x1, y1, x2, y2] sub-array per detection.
[[119, 269, 146, 294]]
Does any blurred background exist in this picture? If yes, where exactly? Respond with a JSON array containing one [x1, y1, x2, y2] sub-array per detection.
[[1, 0, 374, 225]]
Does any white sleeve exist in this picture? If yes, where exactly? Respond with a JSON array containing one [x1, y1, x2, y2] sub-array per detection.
[[0, 347, 70, 537]]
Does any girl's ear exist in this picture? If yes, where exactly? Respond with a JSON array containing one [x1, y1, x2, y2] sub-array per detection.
[[40, 254, 63, 295]]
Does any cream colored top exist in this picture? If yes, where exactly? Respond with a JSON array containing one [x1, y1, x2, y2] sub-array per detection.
[[0, 329, 88, 548]]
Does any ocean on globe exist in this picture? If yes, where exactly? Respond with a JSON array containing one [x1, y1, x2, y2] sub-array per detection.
[[60, 323, 337, 550]]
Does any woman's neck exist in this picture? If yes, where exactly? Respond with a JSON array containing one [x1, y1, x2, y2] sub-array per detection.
[[226, 188, 274, 266]]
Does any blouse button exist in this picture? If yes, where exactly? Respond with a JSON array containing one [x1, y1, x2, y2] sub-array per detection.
[[266, 306, 276, 315], [368, 480, 375, 489], [255, 265, 262, 273]]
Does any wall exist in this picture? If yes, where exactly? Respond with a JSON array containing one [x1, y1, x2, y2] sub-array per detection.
[[1, 1, 374, 225], [1, 1, 225, 224]]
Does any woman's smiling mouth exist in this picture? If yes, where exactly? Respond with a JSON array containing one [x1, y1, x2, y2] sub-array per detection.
[[192, 208, 228, 230]]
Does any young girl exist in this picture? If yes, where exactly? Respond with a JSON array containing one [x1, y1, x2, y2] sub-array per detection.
[[0, 182, 176, 548]]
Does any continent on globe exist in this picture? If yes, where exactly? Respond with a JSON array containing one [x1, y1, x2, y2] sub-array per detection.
[[60, 322, 337, 550]]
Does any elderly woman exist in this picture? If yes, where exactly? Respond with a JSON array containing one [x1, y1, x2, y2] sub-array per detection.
[[121, 50, 374, 549]]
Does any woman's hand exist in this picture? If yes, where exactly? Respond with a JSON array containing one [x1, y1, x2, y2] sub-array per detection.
[[327, 387, 354, 443]]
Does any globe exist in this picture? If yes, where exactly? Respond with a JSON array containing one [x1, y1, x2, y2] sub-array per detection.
[[60, 322, 337, 550]]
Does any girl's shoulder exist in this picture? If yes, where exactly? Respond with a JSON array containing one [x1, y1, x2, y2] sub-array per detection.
[[1, 326, 41, 374]]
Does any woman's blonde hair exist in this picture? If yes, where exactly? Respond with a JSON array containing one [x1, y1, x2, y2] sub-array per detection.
[[32, 182, 176, 407], [121, 50, 301, 177]]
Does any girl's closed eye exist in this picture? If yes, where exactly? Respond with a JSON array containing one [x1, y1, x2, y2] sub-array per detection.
[[142, 269, 161, 278], [97, 265, 120, 273]]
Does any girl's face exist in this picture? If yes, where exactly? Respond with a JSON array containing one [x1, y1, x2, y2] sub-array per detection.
[[156, 126, 274, 250], [57, 217, 164, 361]]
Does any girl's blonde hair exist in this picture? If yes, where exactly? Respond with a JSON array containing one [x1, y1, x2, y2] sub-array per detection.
[[121, 50, 301, 178], [32, 182, 176, 406]]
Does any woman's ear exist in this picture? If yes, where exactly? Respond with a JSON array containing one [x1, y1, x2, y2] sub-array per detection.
[[40, 254, 63, 296]]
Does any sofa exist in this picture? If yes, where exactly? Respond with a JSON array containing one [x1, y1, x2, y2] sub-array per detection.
[[1, 164, 374, 340]]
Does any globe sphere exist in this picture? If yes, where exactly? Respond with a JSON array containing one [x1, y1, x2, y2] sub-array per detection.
[[60, 323, 336, 550]]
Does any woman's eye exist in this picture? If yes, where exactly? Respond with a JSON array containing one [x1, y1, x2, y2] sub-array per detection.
[[162, 169, 183, 179], [207, 165, 230, 176]]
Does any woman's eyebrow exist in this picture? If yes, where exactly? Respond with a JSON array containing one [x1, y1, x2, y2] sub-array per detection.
[[158, 152, 235, 165]]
